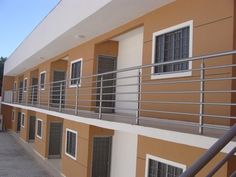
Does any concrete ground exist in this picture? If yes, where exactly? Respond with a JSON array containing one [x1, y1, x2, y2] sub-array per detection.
[[0, 132, 52, 177]]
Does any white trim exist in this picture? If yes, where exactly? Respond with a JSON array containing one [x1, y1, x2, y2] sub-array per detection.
[[21, 113, 25, 128], [39, 71, 46, 90], [12, 110, 15, 121], [65, 128, 78, 160], [151, 20, 193, 80], [36, 118, 43, 139], [23, 77, 28, 92], [145, 154, 186, 177], [69, 58, 83, 88], [3, 102, 236, 154]]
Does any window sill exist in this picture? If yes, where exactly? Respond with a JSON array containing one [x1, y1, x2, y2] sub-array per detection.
[[151, 71, 192, 80], [65, 152, 77, 160], [69, 84, 81, 88], [36, 135, 42, 139]]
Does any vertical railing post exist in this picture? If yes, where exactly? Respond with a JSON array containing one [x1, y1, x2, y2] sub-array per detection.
[[31, 86, 35, 106], [18, 89, 20, 103], [98, 75, 103, 119], [48, 84, 51, 110], [136, 69, 142, 125], [59, 82, 63, 112], [75, 80, 79, 115], [199, 58, 205, 134]]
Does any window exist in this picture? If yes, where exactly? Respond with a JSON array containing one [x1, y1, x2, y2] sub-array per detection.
[[152, 21, 193, 79], [23, 78, 28, 92], [21, 113, 25, 127], [70, 58, 82, 86], [14, 82, 17, 91], [39, 71, 46, 90], [36, 119, 43, 139], [145, 155, 186, 177], [12, 111, 15, 121], [65, 128, 77, 160]]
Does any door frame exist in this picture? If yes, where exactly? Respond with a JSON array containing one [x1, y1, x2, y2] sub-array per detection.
[[47, 121, 63, 159], [28, 116, 36, 142], [96, 55, 117, 113], [90, 135, 113, 177]]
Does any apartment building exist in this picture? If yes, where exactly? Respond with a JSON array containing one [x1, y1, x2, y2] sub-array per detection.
[[1, 0, 236, 177]]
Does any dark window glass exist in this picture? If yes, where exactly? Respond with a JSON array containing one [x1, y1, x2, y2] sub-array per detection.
[[154, 26, 189, 74], [40, 73, 46, 89], [24, 79, 28, 91], [37, 120, 42, 137], [148, 159, 183, 177], [71, 61, 82, 85], [66, 130, 76, 158], [21, 114, 25, 126]]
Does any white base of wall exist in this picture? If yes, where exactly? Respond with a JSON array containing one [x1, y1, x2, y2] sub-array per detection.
[[110, 130, 137, 177]]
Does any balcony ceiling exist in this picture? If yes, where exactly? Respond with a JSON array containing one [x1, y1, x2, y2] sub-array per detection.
[[5, 0, 174, 76]]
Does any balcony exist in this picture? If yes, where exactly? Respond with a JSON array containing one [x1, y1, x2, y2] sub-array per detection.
[[3, 50, 236, 138]]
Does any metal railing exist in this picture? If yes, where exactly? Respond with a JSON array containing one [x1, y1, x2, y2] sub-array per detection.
[[3, 50, 236, 135], [180, 124, 236, 177]]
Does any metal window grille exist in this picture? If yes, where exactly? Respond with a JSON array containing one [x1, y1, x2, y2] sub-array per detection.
[[37, 120, 42, 137], [148, 159, 183, 177], [71, 61, 81, 85], [154, 26, 189, 74], [66, 131, 76, 157]]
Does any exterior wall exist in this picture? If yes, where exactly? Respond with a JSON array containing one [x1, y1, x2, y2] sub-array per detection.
[[110, 131, 138, 177], [61, 119, 113, 177], [19, 109, 29, 141], [136, 135, 229, 177], [1, 104, 13, 130], [115, 27, 143, 115], [34, 112, 48, 158]]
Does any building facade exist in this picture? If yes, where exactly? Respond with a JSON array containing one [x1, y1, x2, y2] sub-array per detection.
[[1, 0, 236, 177]]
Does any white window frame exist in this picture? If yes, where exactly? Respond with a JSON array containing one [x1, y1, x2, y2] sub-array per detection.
[[65, 128, 78, 160], [12, 110, 15, 121], [151, 20, 193, 80], [21, 113, 25, 128], [69, 58, 83, 88], [145, 154, 186, 177], [36, 119, 43, 139], [23, 77, 28, 92], [39, 71, 46, 90]]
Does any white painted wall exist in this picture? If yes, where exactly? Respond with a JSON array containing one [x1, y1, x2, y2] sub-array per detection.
[[114, 27, 143, 115], [110, 130, 138, 177]]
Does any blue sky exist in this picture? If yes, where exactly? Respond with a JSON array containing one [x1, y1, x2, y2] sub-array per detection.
[[0, 0, 60, 58]]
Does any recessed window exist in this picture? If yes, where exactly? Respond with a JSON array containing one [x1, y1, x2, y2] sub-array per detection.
[[13, 82, 17, 91], [70, 58, 82, 86], [12, 111, 15, 121], [36, 119, 43, 139], [145, 154, 186, 177], [39, 71, 46, 90], [23, 78, 28, 92], [21, 113, 25, 127], [152, 21, 193, 79], [65, 128, 77, 160]]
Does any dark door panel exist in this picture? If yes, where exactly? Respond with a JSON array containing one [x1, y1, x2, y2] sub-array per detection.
[[29, 116, 36, 141], [17, 112, 21, 132], [92, 137, 112, 177], [48, 122, 63, 158], [96, 56, 117, 113]]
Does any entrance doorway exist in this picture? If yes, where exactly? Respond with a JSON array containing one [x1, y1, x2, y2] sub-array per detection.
[[51, 71, 66, 108], [17, 112, 21, 132], [91, 137, 112, 177], [28, 116, 36, 141], [19, 81, 23, 103], [30, 78, 38, 105], [96, 56, 117, 113], [48, 122, 63, 159]]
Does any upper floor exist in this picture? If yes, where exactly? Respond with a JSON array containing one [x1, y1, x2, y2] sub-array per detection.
[[2, 0, 236, 137]]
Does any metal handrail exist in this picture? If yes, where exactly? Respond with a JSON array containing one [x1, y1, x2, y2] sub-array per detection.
[[180, 124, 236, 177], [4, 50, 236, 135]]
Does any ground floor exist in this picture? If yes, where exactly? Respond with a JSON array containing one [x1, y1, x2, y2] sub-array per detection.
[[0, 132, 52, 177], [2, 105, 236, 177]]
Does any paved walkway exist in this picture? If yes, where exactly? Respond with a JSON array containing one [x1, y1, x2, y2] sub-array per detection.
[[0, 132, 52, 177]]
